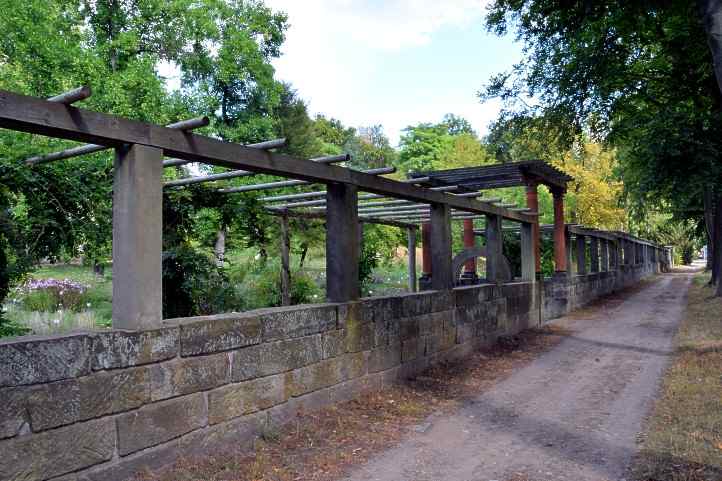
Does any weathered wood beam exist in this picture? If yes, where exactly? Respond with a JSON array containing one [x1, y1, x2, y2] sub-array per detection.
[[265, 207, 417, 229], [326, 183, 359, 302], [48, 86, 92, 105], [520, 221, 535, 281], [25, 116, 210, 165], [430, 203, 453, 290], [407, 227, 417, 292], [218, 166, 396, 193], [162, 138, 289, 167], [280, 214, 291, 306], [164, 154, 349, 188], [0, 90, 533, 223], [485, 213, 503, 282]]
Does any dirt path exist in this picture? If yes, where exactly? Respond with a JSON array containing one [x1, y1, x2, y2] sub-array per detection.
[[342, 272, 694, 481]]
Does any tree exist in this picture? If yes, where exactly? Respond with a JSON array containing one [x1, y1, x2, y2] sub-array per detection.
[[398, 114, 493, 174], [482, 0, 722, 293]]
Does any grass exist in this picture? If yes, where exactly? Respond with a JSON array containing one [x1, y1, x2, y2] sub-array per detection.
[[632, 273, 722, 481], [137, 326, 568, 481]]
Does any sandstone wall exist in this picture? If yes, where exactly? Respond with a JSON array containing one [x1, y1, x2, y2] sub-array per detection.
[[0, 260, 659, 481], [0, 283, 537, 481]]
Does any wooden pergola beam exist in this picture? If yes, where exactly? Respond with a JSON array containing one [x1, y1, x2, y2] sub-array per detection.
[[0, 90, 533, 223], [163, 138, 288, 167], [164, 154, 350, 188], [48, 86, 92, 105]]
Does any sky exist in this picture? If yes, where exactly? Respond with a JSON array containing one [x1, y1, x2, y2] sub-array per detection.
[[263, 0, 523, 146]]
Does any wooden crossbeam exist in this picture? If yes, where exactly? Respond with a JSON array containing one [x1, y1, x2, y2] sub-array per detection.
[[0, 90, 534, 223]]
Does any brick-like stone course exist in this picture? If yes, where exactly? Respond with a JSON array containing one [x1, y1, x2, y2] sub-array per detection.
[[150, 352, 230, 401], [116, 392, 207, 455], [0, 334, 92, 387], [0, 417, 114, 480]]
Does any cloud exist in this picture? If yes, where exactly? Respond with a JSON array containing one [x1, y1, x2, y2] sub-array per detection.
[[267, 0, 488, 51]]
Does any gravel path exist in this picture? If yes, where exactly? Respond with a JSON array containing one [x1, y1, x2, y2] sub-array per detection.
[[343, 272, 693, 481]]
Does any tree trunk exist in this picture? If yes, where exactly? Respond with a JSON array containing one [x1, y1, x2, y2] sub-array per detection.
[[214, 227, 227, 267], [298, 242, 309, 269], [700, 0, 722, 94], [705, 187, 717, 283], [716, 195, 722, 296]]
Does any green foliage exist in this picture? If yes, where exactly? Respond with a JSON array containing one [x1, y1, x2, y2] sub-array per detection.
[[232, 259, 321, 310], [162, 245, 241, 318], [398, 114, 493, 174], [482, 0, 722, 232]]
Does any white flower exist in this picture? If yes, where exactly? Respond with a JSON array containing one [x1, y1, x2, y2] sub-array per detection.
[[52, 319, 60, 325], [86, 303, 91, 308]]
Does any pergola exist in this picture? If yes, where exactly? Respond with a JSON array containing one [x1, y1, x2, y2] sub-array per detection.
[[406, 162, 574, 284], [1, 87, 539, 329]]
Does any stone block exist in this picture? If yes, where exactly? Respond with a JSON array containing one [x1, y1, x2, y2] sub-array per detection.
[[344, 308, 374, 353], [151, 353, 230, 401], [79, 367, 150, 420], [207, 374, 286, 424], [430, 289, 453, 312], [286, 352, 366, 397], [0, 334, 91, 387], [288, 386, 332, 414], [0, 387, 29, 439], [401, 337, 419, 362], [401, 292, 433, 317], [399, 317, 419, 340], [92, 328, 178, 370], [174, 314, 261, 356], [322, 329, 346, 359], [25, 368, 151, 432], [231, 335, 323, 382], [260, 304, 337, 342], [368, 344, 402, 373], [27, 379, 80, 431], [0, 418, 114, 480], [116, 393, 206, 456]]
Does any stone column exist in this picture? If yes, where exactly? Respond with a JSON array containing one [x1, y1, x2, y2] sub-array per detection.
[[600, 239, 609, 272], [420, 222, 432, 290], [407, 227, 417, 292], [461, 218, 477, 282], [552, 189, 567, 274], [576, 234, 587, 275], [326, 183, 359, 302], [113, 144, 163, 330], [280, 214, 291, 306], [589, 236, 600, 273], [520, 221, 535, 281], [525, 181, 541, 273], [430, 203, 453, 290], [566, 231, 574, 277], [485, 213, 503, 282]]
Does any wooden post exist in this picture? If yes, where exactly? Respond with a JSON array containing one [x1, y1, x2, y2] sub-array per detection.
[[407, 227, 417, 292], [600, 239, 609, 272], [589, 237, 600, 273], [280, 214, 291, 306], [420, 222, 432, 289], [552, 189, 567, 273], [520, 221, 535, 281], [525, 181, 541, 272], [485, 213, 503, 283], [112, 144, 162, 329], [326, 183, 359, 302], [576, 234, 587, 275], [430, 203, 453, 290]]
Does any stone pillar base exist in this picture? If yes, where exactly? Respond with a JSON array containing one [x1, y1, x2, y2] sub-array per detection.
[[419, 275, 432, 291]]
